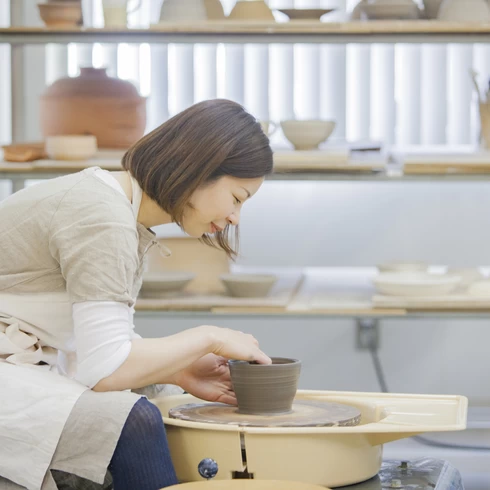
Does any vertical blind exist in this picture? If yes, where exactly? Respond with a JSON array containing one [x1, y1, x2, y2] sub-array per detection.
[[1, 0, 490, 148]]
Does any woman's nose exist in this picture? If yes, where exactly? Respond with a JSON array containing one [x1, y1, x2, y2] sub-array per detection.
[[226, 211, 240, 226]]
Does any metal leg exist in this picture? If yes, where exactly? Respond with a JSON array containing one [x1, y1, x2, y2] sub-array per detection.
[[11, 178, 25, 194]]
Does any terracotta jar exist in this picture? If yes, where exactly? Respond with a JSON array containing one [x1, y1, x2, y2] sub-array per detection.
[[40, 67, 147, 149]]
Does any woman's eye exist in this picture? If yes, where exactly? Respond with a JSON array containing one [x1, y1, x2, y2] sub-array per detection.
[[234, 197, 242, 205]]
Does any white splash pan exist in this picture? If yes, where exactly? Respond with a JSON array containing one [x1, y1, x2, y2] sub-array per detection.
[[152, 389, 467, 488]]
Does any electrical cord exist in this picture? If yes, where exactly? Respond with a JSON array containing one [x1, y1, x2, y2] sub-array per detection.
[[368, 345, 490, 451]]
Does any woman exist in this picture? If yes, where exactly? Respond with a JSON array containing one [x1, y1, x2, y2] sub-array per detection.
[[0, 99, 273, 490]]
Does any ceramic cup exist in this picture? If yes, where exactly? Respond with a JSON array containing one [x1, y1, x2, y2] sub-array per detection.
[[259, 121, 278, 137], [229, 357, 301, 415], [102, 0, 141, 27]]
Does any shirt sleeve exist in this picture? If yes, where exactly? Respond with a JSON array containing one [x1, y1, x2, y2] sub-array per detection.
[[48, 183, 139, 305], [72, 300, 134, 388]]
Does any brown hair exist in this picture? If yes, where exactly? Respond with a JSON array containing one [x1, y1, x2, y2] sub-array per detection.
[[121, 99, 273, 258]]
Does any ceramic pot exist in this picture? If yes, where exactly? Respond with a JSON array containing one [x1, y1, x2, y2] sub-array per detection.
[[229, 357, 301, 415], [228, 0, 275, 21], [159, 0, 208, 22], [438, 0, 490, 21], [204, 0, 226, 19], [281, 120, 336, 150], [40, 67, 147, 149], [37, 2, 83, 28], [422, 0, 444, 18]]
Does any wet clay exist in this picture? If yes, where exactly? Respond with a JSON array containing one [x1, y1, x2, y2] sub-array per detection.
[[228, 357, 301, 415]]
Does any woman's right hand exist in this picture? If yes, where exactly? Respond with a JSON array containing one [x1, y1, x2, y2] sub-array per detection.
[[198, 325, 271, 365]]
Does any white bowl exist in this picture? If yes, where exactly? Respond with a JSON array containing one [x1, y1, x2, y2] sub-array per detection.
[[467, 280, 490, 297], [141, 272, 196, 296], [377, 262, 428, 273], [220, 273, 277, 298], [446, 268, 483, 288], [280, 120, 336, 151], [373, 272, 461, 297], [45, 135, 97, 161]]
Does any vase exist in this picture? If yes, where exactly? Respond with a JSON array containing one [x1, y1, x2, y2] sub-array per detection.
[[39, 67, 147, 149]]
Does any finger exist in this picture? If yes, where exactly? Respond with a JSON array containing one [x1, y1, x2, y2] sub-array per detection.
[[254, 350, 272, 365], [219, 393, 237, 406]]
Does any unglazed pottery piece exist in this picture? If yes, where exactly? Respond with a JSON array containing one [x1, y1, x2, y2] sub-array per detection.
[[277, 8, 335, 20], [373, 272, 462, 296], [37, 2, 83, 28], [228, 0, 275, 21], [422, 0, 444, 18], [438, 0, 490, 21], [40, 67, 147, 149], [140, 272, 196, 296], [362, 0, 419, 20], [168, 399, 361, 427], [377, 262, 428, 273], [204, 0, 226, 19], [228, 357, 301, 415], [280, 120, 336, 150], [45, 135, 97, 160], [159, 0, 208, 22], [220, 273, 277, 298]]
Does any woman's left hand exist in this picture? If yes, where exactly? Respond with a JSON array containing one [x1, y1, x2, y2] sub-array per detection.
[[173, 353, 237, 406]]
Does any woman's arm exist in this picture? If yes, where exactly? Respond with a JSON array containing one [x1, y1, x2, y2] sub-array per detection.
[[93, 325, 269, 392]]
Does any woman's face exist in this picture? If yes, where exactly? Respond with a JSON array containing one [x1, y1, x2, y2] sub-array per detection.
[[182, 176, 264, 237]]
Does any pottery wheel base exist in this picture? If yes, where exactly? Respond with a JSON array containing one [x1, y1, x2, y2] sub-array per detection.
[[168, 400, 361, 427]]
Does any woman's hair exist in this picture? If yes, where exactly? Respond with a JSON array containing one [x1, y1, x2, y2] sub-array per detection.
[[121, 99, 273, 258]]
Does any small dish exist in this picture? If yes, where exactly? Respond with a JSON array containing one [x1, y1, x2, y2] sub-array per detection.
[[141, 272, 196, 296], [277, 8, 335, 21], [373, 272, 461, 297], [45, 135, 97, 161], [377, 262, 428, 273], [220, 273, 277, 298], [467, 280, 490, 297]]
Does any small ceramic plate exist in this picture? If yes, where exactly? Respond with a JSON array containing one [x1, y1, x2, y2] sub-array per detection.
[[373, 272, 461, 297], [277, 8, 335, 21], [141, 272, 195, 295]]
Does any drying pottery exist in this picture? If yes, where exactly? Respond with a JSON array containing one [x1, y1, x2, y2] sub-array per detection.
[[373, 272, 462, 296], [281, 120, 336, 151], [37, 2, 83, 27], [102, 0, 142, 27], [204, 0, 226, 19], [45, 135, 97, 160], [228, 0, 275, 21], [438, 0, 490, 21], [228, 357, 301, 415], [277, 8, 335, 21], [140, 272, 195, 296], [220, 273, 277, 298], [377, 261, 428, 273], [422, 0, 444, 18], [40, 67, 146, 149], [362, 0, 420, 19], [159, 0, 208, 22]]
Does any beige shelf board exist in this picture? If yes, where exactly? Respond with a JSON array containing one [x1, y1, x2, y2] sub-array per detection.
[[3, 22, 490, 44]]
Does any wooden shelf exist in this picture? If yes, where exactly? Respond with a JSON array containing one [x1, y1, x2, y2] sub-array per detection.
[[2, 21, 490, 44]]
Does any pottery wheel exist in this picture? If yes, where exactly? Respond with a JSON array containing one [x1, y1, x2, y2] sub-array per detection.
[[168, 400, 361, 428]]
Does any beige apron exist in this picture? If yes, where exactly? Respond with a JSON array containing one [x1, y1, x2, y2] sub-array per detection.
[[0, 171, 150, 490]]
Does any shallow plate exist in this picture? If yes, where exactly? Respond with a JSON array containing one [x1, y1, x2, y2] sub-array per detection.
[[277, 8, 335, 20], [169, 400, 361, 428], [373, 272, 461, 296]]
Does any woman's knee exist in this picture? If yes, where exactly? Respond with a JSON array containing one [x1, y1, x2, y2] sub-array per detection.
[[122, 398, 165, 441]]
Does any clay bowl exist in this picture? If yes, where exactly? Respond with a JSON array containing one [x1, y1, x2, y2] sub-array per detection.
[[277, 8, 335, 21], [140, 272, 195, 297], [45, 135, 97, 161], [229, 357, 301, 415], [37, 2, 83, 28], [228, 0, 275, 21], [280, 120, 336, 151], [220, 273, 277, 298]]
